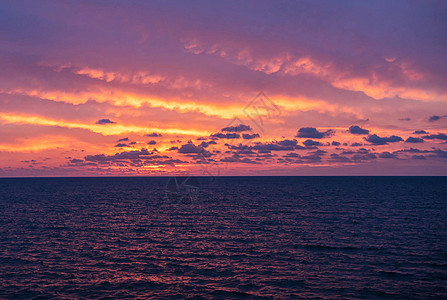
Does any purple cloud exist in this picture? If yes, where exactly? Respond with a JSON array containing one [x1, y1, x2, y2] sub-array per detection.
[[96, 119, 116, 125], [178, 143, 204, 154], [146, 132, 162, 137], [242, 133, 259, 139], [211, 133, 240, 139], [364, 134, 403, 145], [405, 137, 424, 143], [296, 127, 333, 139], [428, 115, 447, 122], [422, 133, 447, 140], [221, 124, 252, 132], [303, 139, 323, 147], [349, 125, 369, 135]]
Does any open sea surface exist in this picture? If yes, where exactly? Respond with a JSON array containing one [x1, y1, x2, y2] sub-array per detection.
[[0, 176, 446, 299]]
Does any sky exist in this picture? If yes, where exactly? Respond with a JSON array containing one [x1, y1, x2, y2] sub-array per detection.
[[0, 0, 446, 176]]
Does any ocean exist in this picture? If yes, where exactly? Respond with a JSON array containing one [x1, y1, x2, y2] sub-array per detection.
[[0, 177, 446, 299]]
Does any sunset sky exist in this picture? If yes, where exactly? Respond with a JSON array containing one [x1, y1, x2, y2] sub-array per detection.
[[1, 0, 446, 176]]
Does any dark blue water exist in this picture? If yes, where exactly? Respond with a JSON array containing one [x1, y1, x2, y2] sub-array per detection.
[[0, 177, 446, 299]]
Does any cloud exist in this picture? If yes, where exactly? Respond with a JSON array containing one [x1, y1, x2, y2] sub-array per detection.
[[303, 139, 323, 147], [413, 130, 427, 134], [364, 134, 403, 145], [405, 137, 424, 143], [330, 153, 352, 162], [412, 155, 426, 160], [114, 143, 128, 147], [331, 141, 341, 146], [242, 133, 260, 139], [95, 118, 116, 125], [211, 133, 240, 139], [220, 155, 260, 164], [275, 139, 296, 147], [69, 158, 84, 164], [146, 132, 162, 137], [200, 140, 217, 148], [428, 115, 447, 122], [117, 137, 129, 142], [221, 124, 252, 132], [351, 142, 363, 147], [395, 148, 431, 154], [422, 133, 447, 140], [147, 140, 157, 145], [230, 139, 305, 154], [251, 143, 294, 152], [379, 152, 398, 159], [85, 148, 164, 162], [178, 142, 204, 154], [296, 127, 333, 139], [348, 125, 369, 135]]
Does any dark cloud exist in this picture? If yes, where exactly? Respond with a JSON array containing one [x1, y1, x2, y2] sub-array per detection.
[[114, 143, 128, 147], [200, 140, 217, 148], [351, 142, 363, 147], [146, 132, 162, 137], [399, 117, 411, 121], [147, 140, 157, 145], [422, 133, 447, 140], [242, 133, 260, 139], [379, 152, 398, 159], [69, 158, 84, 164], [413, 130, 427, 134], [405, 137, 424, 143], [178, 142, 204, 154], [279, 151, 325, 164], [211, 133, 240, 139], [85, 148, 164, 162], [276, 139, 298, 147], [299, 154, 323, 162], [392, 147, 447, 159], [364, 134, 403, 145], [251, 143, 294, 152], [96, 118, 116, 125], [296, 127, 333, 139], [167, 146, 178, 151], [228, 140, 304, 154], [221, 124, 252, 132], [341, 150, 355, 155], [395, 148, 431, 154], [428, 115, 447, 122], [221, 155, 260, 164], [309, 149, 327, 155], [349, 125, 369, 135], [331, 141, 341, 146], [303, 139, 323, 147], [117, 137, 129, 142], [330, 154, 352, 162]]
